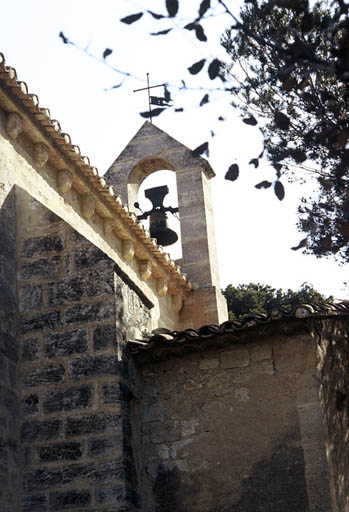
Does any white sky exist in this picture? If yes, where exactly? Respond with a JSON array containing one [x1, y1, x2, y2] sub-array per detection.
[[1, 0, 347, 298]]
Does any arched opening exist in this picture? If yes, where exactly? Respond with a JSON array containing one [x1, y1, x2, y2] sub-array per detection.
[[137, 169, 182, 261]]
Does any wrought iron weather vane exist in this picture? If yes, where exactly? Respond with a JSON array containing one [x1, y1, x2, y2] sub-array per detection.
[[133, 73, 171, 123]]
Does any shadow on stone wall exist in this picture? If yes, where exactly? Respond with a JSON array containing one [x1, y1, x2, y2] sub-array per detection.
[[0, 188, 21, 512], [153, 465, 183, 512], [218, 441, 309, 512]]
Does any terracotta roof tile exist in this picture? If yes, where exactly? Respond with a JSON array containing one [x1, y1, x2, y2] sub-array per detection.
[[0, 53, 191, 292], [129, 302, 349, 360]]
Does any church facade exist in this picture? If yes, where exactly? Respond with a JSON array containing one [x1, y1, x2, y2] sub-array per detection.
[[0, 53, 348, 512]]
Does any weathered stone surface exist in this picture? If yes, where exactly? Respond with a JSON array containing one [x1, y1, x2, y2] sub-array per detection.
[[21, 419, 61, 443], [220, 349, 250, 369], [68, 355, 119, 380], [21, 337, 40, 361], [65, 413, 121, 437], [36, 442, 84, 463], [47, 277, 85, 306], [150, 421, 180, 444], [65, 300, 114, 325], [73, 246, 111, 271], [86, 268, 114, 297], [22, 363, 65, 387], [0, 331, 18, 362], [199, 358, 219, 370], [24, 467, 63, 492], [93, 325, 116, 352], [88, 436, 123, 458], [251, 344, 272, 362], [22, 393, 39, 417], [43, 385, 92, 413], [50, 489, 91, 510], [20, 310, 62, 334], [21, 234, 64, 258], [44, 329, 88, 358], [17, 255, 61, 280], [18, 283, 42, 311], [23, 494, 47, 512], [95, 485, 126, 505]]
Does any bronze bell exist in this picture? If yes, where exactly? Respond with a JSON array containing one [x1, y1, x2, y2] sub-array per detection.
[[136, 185, 179, 247], [149, 210, 178, 247]]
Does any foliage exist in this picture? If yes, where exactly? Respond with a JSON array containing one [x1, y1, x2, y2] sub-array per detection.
[[221, 0, 349, 263], [223, 282, 333, 320], [60, 0, 349, 262]]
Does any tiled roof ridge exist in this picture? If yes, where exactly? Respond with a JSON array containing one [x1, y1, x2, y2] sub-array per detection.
[[0, 53, 191, 292], [130, 301, 349, 357]]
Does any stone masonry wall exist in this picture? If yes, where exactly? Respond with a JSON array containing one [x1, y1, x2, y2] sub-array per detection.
[[137, 332, 332, 512], [0, 189, 21, 512], [316, 318, 349, 512], [15, 189, 151, 512]]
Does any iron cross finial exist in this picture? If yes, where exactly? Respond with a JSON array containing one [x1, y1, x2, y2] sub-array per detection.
[[133, 73, 171, 123]]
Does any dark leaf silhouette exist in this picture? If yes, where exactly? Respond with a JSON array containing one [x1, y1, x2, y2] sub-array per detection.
[[120, 12, 143, 24], [140, 108, 165, 118], [166, 0, 179, 17], [192, 142, 209, 157], [243, 115, 257, 126], [218, 116, 225, 121], [185, 23, 207, 42], [200, 94, 209, 106], [255, 180, 272, 189], [59, 31, 69, 44], [291, 149, 307, 163], [164, 85, 171, 103], [208, 59, 222, 79], [199, 0, 211, 17], [188, 59, 206, 75], [151, 28, 172, 35], [249, 158, 259, 168], [175, 107, 184, 112], [225, 164, 239, 182], [103, 48, 113, 59], [274, 180, 285, 200], [274, 111, 290, 131], [195, 24, 207, 41], [291, 238, 308, 250], [148, 11, 164, 19]]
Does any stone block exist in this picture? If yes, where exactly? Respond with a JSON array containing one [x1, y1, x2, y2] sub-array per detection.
[[18, 255, 61, 280], [65, 413, 121, 437], [24, 468, 63, 492], [21, 337, 40, 361], [22, 394, 39, 417], [65, 300, 114, 326], [23, 494, 47, 512], [93, 324, 116, 352], [20, 311, 62, 335], [86, 269, 115, 297], [73, 246, 111, 271], [21, 419, 61, 443], [21, 234, 64, 258], [220, 349, 250, 369], [36, 442, 84, 463], [68, 355, 119, 380], [18, 284, 42, 312], [251, 344, 272, 362], [44, 329, 88, 358], [199, 358, 219, 370], [88, 437, 123, 458], [43, 385, 92, 413], [50, 489, 91, 510], [95, 485, 126, 505], [47, 277, 85, 306], [22, 363, 65, 387]]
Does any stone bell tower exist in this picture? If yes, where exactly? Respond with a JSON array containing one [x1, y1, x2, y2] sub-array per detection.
[[105, 121, 228, 327]]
